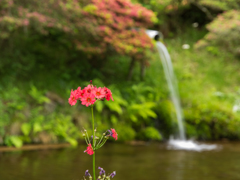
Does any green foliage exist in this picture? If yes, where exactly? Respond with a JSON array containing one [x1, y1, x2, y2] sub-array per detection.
[[137, 127, 162, 141], [195, 10, 240, 58], [156, 100, 177, 138], [21, 123, 31, 136], [0, 82, 81, 147], [184, 99, 240, 140], [115, 124, 136, 142], [4, 136, 23, 148], [199, 0, 240, 11], [1, 0, 240, 147], [91, 79, 164, 141], [29, 85, 50, 104]]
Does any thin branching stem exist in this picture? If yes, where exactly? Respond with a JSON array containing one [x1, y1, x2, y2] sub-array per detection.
[[91, 106, 96, 180]]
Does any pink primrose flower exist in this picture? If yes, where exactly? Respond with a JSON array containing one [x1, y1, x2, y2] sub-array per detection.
[[108, 128, 118, 140], [84, 84, 94, 94], [84, 144, 94, 155], [79, 88, 86, 99], [93, 87, 106, 99], [104, 87, 114, 101], [68, 89, 78, 106], [81, 93, 96, 107], [75, 87, 82, 99]]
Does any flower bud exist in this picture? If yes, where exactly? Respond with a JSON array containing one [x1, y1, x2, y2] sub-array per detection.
[[103, 133, 106, 136], [85, 170, 91, 177], [82, 134, 86, 137], [110, 171, 116, 178]]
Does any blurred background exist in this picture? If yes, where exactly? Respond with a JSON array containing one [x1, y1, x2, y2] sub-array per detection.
[[0, 0, 240, 179]]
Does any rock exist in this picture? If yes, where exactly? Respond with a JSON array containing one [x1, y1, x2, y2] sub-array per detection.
[[46, 91, 64, 105], [0, 136, 3, 145], [38, 132, 53, 144], [9, 122, 22, 135], [44, 91, 65, 113]]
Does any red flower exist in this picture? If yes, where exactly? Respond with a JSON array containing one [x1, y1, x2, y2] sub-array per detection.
[[75, 87, 82, 99], [84, 144, 94, 155], [84, 84, 94, 94], [109, 128, 118, 140], [81, 93, 96, 107], [104, 87, 114, 101], [68, 89, 78, 106], [69, 82, 114, 107], [93, 87, 106, 99], [79, 88, 86, 99]]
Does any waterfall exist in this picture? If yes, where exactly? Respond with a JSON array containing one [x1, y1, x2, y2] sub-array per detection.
[[156, 41, 186, 140], [155, 41, 218, 151], [145, 30, 217, 151]]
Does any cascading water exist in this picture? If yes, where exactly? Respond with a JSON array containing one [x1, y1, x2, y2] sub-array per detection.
[[146, 30, 217, 151], [156, 41, 186, 140]]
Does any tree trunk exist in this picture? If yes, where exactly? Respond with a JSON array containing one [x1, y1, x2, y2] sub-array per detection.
[[140, 58, 145, 81], [127, 56, 136, 81]]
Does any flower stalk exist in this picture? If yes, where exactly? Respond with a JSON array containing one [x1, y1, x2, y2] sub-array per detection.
[[91, 106, 96, 180], [68, 80, 117, 180]]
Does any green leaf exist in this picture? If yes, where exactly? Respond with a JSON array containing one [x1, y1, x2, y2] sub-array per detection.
[[21, 123, 31, 136], [105, 100, 123, 114], [66, 137, 78, 147], [9, 136, 23, 148], [29, 85, 50, 104], [145, 109, 157, 118], [129, 114, 138, 122], [33, 123, 42, 133]]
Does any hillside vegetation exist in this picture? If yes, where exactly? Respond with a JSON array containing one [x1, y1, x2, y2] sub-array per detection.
[[1, 0, 240, 147]]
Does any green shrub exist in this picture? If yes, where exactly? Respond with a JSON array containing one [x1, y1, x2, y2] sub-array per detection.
[[137, 127, 162, 141], [184, 99, 240, 140], [195, 10, 240, 58], [114, 124, 136, 142]]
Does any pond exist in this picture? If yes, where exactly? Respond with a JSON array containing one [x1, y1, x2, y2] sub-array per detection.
[[0, 142, 240, 180]]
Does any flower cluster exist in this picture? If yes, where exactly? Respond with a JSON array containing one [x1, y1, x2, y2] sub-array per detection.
[[69, 81, 117, 180], [83, 128, 118, 155], [68, 83, 113, 107], [84, 168, 116, 180]]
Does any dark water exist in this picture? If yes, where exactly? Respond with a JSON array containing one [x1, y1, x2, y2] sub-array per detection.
[[0, 142, 240, 180]]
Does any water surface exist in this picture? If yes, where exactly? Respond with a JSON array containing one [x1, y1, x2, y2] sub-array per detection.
[[0, 142, 240, 180]]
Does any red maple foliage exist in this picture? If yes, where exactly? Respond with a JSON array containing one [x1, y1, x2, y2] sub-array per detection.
[[0, 0, 157, 61]]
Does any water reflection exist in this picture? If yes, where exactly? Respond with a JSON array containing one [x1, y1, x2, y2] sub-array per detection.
[[0, 142, 240, 180]]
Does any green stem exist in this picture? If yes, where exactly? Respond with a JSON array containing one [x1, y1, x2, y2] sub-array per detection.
[[85, 130, 91, 145], [96, 138, 108, 149], [91, 106, 96, 180], [96, 134, 105, 147]]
